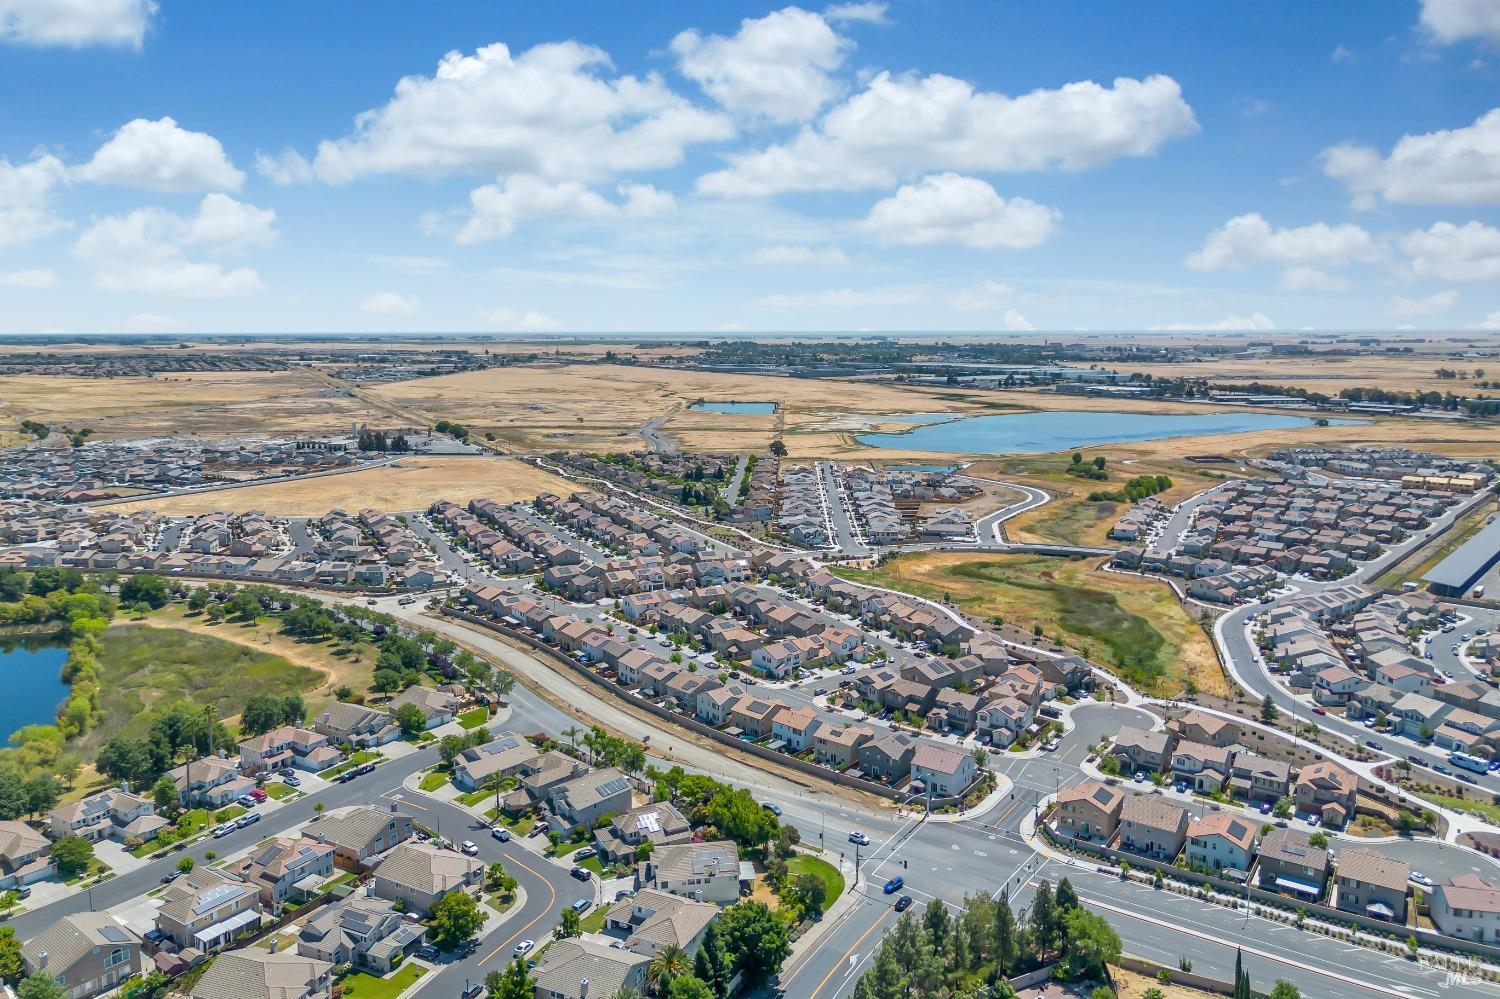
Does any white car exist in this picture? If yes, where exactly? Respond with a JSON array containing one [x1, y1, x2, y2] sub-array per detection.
[[1410, 871, 1434, 888], [211, 822, 237, 839], [461, 840, 479, 856], [513, 940, 535, 956]]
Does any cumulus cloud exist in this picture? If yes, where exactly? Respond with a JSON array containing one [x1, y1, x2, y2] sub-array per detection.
[[1390, 290, 1459, 316], [74, 117, 243, 193], [949, 280, 1017, 312], [74, 194, 276, 297], [858, 173, 1058, 250], [1150, 312, 1277, 331], [0, 153, 69, 249], [1400, 220, 1500, 281], [482, 307, 560, 331], [672, 7, 852, 123], [1479, 310, 1500, 329], [1186, 213, 1382, 273], [1419, 0, 1500, 46], [747, 244, 849, 265], [1322, 108, 1500, 208], [824, 2, 888, 24], [0, 0, 155, 48], [271, 41, 732, 185], [0, 268, 58, 288], [1278, 266, 1351, 292], [999, 308, 1034, 331], [698, 71, 1196, 196], [360, 290, 418, 315], [455, 176, 675, 243]]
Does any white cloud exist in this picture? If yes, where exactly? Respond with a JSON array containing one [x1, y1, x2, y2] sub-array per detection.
[[1185, 214, 1382, 288], [754, 286, 927, 309], [482, 307, 560, 331], [0, 268, 58, 288], [279, 41, 732, 185], [1419, 0, 1500, 46], [1278, 266, 1351, 292], [698, 71, 1196, 196], [1479, 310, 1500, 329], [74, 195, 275, 298], [999, 308, 1034, 331], [1390, 290, 1459, 316], [253, 149, 314, 185], [824, 2, 888, 24], [949, 280, 1017, 312], [1400, 220, 1500, 281], [672, 7, 852, 123], [747, 244, 849, 265], [121, 311, 181, 332], [0, 153, 68, 249], [74, 117, 244, 192], [0, 0, 154, 48], [360, 291, 419, 315], [1331, 44, 1354, 61], [1150, 312, 1277, 331], [858, 173, 1059, 250], [456, 175, 675, 243], [1322, 108, 1500, 208]]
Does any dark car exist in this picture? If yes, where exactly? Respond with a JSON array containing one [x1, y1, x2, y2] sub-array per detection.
[[570, 866, 591, 881], [760, 802, 782, 817], [415, 945, 439, 962], [883, 876, 904, 895], [894, 894, 913, 912], [160, 871, 181, 885]]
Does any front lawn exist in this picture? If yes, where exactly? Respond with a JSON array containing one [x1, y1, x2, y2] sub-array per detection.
[[264, 782, 298, 800], [339, 964, 425, 999], [324, 750, 382, 779], [457, 706, 491, 729], [786, 855, 845, 905], [484, 811, 535, 837], [134, 808, 212, 857], [579, 907, 607, 934], [419, 771, 451, 793], [62, 858, 112, 886]]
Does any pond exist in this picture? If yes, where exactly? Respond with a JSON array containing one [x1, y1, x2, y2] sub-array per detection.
[[856, 410, 1355, 455], [689, 401, 777, 414], [0, 634, 69, 737]]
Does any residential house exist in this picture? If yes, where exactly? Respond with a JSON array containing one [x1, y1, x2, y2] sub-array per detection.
[[239, 727, 341, 774], [296, 896, 425, 973], [1293, 761, 1357, 827], [1185, 813, 1257, 875], [452, 733, 542, 793], [387, 686, 460, 729], [637, 841, 742, 905], [0, 821, 53, 889], [1169, 710, 1239, 748], [170, 756, 256, 809], [531, 939, 648, 999], [156, 868, 263, 951], [236, 838, 335, 907], [812, 724, 872, 769], [1255, 827, 1330, 901], [1227, 752, 1291, 804], [546, 767, 634, 835], [1117, 794, 1190, 861], [1170, 741, 1234, 793], [1112, 727, 1174, 775], [1431, 875, 1500, 943], [49, 788, 166, 845], [189, 950, 332, 999], [21, 913, 140, 999], [593, 801, 692, 865], [601, 888, 718, 957], [858, 732, 918, 783], [1334, 849, 1409, 923], [771, 707, 821, 752], [312, 702, 400, 748], [1054, 781, 1125, 842], [909, 745, 976, 797], [307, 806, 413, 869], [371, 843, 484, 915]]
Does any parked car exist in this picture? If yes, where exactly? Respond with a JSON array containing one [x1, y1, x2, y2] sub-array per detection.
[[883, 877, 904, 895], [513, 940, 535, 956], [237, 811, 262, 829], [1259, 802, 1273, 815], [282, 774, 301, 787], [249, 788, 267, 802], [1311, 707, 1327, 716], [461, 840, 479, 856], [571, 897, 592, 912], [1132, 771, 1147, 783], [570, 866, 591, 881], [1410, 871, 1435, 888], [491, 826, 511, 842], [160, 871, 181, 885], [415, 945, 439, 962], [237, 794, 257, 808], [1364, 740, 1382, 751], [212, 822, 237, 838]]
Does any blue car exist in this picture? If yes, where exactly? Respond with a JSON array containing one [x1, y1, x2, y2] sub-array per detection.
[[883, 877, 904, 895]]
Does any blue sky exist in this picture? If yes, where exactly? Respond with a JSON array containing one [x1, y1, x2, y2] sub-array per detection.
[[3, 0, 1500, 335]]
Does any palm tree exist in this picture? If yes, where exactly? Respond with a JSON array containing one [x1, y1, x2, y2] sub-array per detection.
[[645, 944, 688, 995]]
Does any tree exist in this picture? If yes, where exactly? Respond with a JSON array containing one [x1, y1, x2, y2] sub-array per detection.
[[24, 774, 59, 817], [768, 439, 787, 457], [485, 861, 515, 895], [1060, 908, 1120, 981], [177, 856, 195, 874], [17, 974, 69, 999], [994, 895, 1019, 976], [924, 899, 951, 954], [1232, 948, 1251, 999], [487, 958, 533, 999], [692, 921, 731, 998], [1260, 695, 1279, 723], [428, 890, 484, 950], [119, 574, 169, 609], [558, 906, 582, 938], [646, 943, 690, 995], [1269, 983, 1301, 999], [666, 976, 714, 999], [717, 901, 790, 985], [787, 871, 829, 919], [1056, 877, 1079, 913], [50, 835, 94, 878], [0, 926, 24, 980], [395, 702, 428, 737], [1030, 880, 1059, 957]]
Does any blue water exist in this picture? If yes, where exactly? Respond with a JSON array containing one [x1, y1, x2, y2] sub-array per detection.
[[0, 639, 69, 736], [857, 411, 1354, 455], [689, 401, 777, 414], [885, 464, 959, 473], [883, 413, 955, 425]]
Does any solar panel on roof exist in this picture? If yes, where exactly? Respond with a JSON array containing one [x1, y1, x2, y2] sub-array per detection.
[[98, 926, 131, 943], [192, 883, 244, 915], [635, 811, 661, 833], [596, 777, 630, 798]]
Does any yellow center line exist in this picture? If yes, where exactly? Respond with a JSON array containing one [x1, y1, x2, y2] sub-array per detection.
[[479, 849, 559, 964], [805, 899, 893, 999]]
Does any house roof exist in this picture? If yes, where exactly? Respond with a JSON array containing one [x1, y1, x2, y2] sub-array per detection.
[[1438, 874, 1500, 915], [375, 843, 483, 896], [1337, 848, 1409, 891], [1190, 812, 1256, 851], [911, 744, 968, 776], [533, 938, 647, 999], [22, 912, 137, 975], [1120, 793, 1189, 833], [189, 948, 331, 999], [1057, 780, 1124, 814], [311, 806, 410, 854], [604, 888, 717, 953]]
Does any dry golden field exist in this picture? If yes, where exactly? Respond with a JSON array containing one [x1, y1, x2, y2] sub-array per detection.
[[1122, 351, 1493, 395], [0, 370, 389, 438], [111, 456, 574, 515]]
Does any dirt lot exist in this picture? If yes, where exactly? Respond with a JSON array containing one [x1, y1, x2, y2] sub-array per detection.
[[111, 456, 575, 515], [0, 370, 389, 438]]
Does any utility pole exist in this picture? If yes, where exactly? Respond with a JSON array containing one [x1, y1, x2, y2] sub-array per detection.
[[854, 840, 862, 887]]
